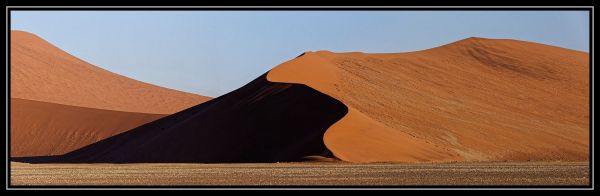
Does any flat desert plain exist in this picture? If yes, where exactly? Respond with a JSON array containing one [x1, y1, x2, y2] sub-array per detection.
[[10, 161, 589, 186]]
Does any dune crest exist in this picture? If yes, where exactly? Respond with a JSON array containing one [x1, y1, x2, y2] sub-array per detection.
[[12, 74, 348, 163], [11, 30, 210, 114], [10, 31, 212, 157], [267, 51, 460, 162], [268, 38, 589, 163], [13, 36, 588, 163]]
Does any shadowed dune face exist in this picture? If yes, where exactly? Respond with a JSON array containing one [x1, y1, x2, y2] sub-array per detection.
[[10, 98, 165, 157], [12, 36, 589, 164], [269, 38, 589, 163], [13, 74, 348, 163]]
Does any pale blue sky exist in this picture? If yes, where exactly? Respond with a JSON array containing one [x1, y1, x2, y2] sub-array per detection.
[[11, 11, 589, 97]]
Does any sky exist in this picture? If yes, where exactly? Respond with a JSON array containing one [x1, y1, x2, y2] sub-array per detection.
[[10, 11, 590, 97]]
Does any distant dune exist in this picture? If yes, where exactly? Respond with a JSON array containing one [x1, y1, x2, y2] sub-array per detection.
[[13, 36, 589, 163], [10, 31, 211, 157], [11, 30, 210, 114]]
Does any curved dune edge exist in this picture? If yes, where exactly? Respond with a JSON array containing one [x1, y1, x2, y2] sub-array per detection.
[[323, 109, 461, 163], [12, 74, 348, 163], [267, 38, 589, 163], [266, 52, 461, 163], [11, 35, 588, 164]]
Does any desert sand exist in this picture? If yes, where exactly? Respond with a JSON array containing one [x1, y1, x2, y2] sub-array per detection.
[[11, 30, 210, 114], [10, 31, 211, 157], [10, 98, 165, 156], [10, 161, 589, 186], [268, 37, 589, 163], [12, 36, 589, 164], [13, 74, 347, 163]]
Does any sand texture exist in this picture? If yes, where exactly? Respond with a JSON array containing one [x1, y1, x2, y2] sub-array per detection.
[[268, 38, 588, 163], [11, 32, 589, 163], [10, 31, 211, 157]]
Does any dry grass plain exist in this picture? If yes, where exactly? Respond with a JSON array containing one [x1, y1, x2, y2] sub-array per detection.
[[10, 161, 589, 186]]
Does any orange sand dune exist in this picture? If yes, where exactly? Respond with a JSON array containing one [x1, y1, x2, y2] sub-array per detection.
[[268, 37, 589, 163], [12, 74, 347, 163], [14, 37, 589, 164], [10, 31, 211, 157], [11, 30, 210, 114], [10, 98, 165, 156]]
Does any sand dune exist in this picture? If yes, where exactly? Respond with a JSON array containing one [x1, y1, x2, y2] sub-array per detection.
[[10, 31, 211, 157], [268, 37, 589, 162], [10, 98, 165, 156], [11, 30, 210, 114], [13, 74, 347, 163], [14, 37, 589, 163]]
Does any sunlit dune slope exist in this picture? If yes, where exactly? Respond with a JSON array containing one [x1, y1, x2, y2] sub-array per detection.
[[11, 30, 210, 114], [268, 37, 589, 163], [10, 31, 211, 157]]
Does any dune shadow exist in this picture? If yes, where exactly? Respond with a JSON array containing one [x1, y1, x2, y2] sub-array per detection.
[[12, 72, 348, 163]]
